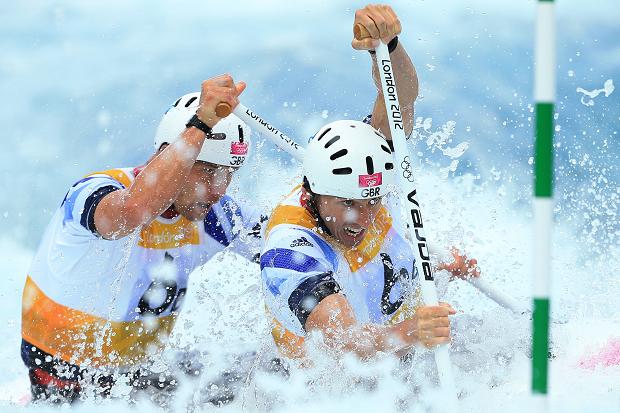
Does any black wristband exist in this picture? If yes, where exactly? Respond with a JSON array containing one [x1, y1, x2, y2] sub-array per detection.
[[368, 36, 399, 55], [387, 36, 399, 53], [185, 114, 212, 135]]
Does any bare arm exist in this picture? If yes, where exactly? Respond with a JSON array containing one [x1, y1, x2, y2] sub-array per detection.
[[94, 75, 246, 239], [305, 293, 454, 359], [351, 4, 419, 138], [370, 42, 418, 138]]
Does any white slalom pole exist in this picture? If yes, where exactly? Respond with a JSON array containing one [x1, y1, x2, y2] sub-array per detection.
[[532, 0, 555, 410]]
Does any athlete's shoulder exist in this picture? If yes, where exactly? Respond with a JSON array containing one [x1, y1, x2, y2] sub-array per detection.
[[264, 185, 316, 236], [59, 167, 135, 236], [203, 193, 264, 247], [85, 167, 135, 188], [262, 224, 338, 273], [63, 167, 134, 194]]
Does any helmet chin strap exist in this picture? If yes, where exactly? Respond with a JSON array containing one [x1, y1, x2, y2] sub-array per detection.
[[302, 177, 333, 237]]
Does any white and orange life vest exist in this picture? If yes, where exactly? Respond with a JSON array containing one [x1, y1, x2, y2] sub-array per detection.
[[260, 186, 420, 358], [22, 167, 263, 369]]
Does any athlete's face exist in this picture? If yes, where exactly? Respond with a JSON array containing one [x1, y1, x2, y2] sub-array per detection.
[[175, 161, 236, 221], [316, 194, 383, 248]]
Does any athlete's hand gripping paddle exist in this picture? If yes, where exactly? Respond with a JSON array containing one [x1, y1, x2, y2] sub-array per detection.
[[355, 24, 459, 412], [215, 103, 233, 118]]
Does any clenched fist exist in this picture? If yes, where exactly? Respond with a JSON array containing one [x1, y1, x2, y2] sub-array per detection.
[[352, 4, 402, 51], [392, 302, 456, 349], [196, 74, 246, 128]]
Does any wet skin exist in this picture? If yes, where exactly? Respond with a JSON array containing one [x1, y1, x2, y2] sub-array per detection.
[[315, 195, 383, 248], [174, 161, 235, 221]]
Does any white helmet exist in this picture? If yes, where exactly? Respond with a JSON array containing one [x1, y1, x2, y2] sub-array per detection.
[[154, 92, 251, 167], [303, 120, 395, 199]]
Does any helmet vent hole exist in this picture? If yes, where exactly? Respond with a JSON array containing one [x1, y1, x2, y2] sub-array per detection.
[[317, 128, 332, 141], [330, 149, 348, 160], [238, 125, 244, 143], [385, 162, 394, 170], [324, 135, 340, 149], [365, 156, 375, 174], [185, 97, 198, 107], [206, 133, 226, 141], [350, 125, 356, 128], [173, 98, 182, 107], [332, 167, 352, 175], [381, 144, 392, 154]]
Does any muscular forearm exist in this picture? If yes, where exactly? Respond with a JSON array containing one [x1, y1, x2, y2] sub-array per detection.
[[96, 127, 206, 239], [306, 294, 453, 359], [319, 322, 414, 360], [371, 41, 419, 138], [307, 294, 414, 358], [123, 127, 206, 222]]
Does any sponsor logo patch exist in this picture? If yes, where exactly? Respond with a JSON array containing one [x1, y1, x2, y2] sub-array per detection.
[[230, 142, 249, 155], [290, 236, 313, 248], [358, 172, 382, 188]]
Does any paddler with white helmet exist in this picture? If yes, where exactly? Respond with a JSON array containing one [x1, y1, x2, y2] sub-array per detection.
[[260, 3, 478, 361], [20, 75, 267, 402], [261, 121, 459, 360]]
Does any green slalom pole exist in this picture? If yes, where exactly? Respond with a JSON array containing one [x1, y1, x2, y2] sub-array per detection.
[[532, 0, 555, 409]]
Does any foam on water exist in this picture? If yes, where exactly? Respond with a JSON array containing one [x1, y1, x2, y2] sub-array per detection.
[[1, 0, 618, 409], [2, 107, 620, 411], [1, 156, 619, 412]]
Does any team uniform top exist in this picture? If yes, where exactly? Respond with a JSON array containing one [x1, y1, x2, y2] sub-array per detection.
[[260, 186, 420, 358], [21, 167, 264, 368]]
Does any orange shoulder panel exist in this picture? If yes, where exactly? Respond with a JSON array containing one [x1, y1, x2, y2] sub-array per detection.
[[86, 168, 133, 188]]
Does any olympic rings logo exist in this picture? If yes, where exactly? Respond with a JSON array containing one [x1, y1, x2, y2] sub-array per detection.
[[400, 156, 414, 182]]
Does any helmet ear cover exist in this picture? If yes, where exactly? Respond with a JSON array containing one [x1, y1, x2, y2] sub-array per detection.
[[302, 177, 333, 237]]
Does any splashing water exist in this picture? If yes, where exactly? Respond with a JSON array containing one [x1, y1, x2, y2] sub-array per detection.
[[412, 118, 471, 179], [2, 160, 618, 412], [576, 79, 615, 106]]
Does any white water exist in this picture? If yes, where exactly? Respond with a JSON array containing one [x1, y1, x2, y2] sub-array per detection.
[[1, 149, 619, 412], [1, 0, 619, 411], [576, 79, 615, 107]]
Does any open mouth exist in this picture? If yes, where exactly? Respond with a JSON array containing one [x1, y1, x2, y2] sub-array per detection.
[[343, 225, 365, 238]]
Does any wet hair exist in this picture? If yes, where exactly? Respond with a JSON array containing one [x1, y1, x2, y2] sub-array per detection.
[[302, 177, 333, 237]]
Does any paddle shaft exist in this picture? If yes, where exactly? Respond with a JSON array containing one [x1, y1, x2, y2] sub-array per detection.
[[360, 28, 459, 411], [214, 102, 304, 160]]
